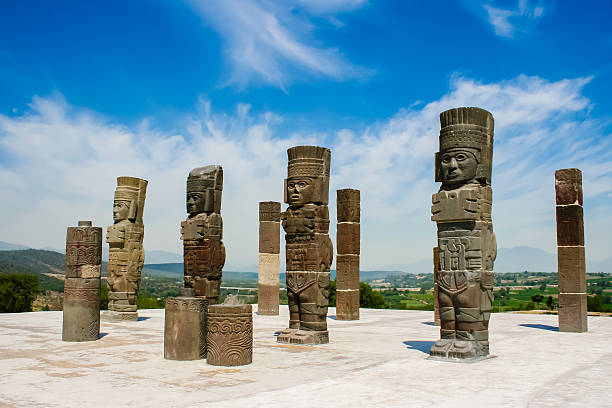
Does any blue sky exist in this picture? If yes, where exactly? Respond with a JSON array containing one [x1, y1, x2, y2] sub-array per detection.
[[0, 0, 611, 270]]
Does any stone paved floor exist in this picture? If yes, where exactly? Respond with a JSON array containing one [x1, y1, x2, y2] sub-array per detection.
[[0, 307, 610, 407]]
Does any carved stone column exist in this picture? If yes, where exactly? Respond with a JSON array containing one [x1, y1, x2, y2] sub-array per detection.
[[555, 168, 587, 332], [258, 201, 281, 315], [164, 288, 208, 360], [429, 107, 496, 361], [277, 146, 333, 345], [63, 221, 102, 342], [207, 301, 253, 366], [336, 189, 360, 320], [102, 176, 147, 322], [181, 166, 225, 305]]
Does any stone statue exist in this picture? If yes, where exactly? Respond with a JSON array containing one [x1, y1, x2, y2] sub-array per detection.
[[429, 107, 496, 360], [181, 165, 225, 304], [336, 189, 360, 320], [103, 176, 147, 322], [63, 221, 102, 341], [258, 201, 281, 315], [277, 146, 333, 344], [555, 168, 587, 332]]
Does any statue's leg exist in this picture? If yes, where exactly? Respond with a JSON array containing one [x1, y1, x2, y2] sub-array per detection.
[[450, 283, 490, 359], [288, 290, 299, 329], [429, 289, 455, 357]]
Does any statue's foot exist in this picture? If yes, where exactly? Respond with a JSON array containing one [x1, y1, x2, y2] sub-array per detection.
[[277, 329, 328, 345], [447, 340, 489, 360], [429, 338, 454, 358]]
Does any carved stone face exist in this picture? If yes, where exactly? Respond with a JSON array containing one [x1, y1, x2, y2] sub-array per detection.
[[287, 177, 314, 206], [440, 149, 478, 185], [187, 192, 208, 215], [113, 200, 131, 222]]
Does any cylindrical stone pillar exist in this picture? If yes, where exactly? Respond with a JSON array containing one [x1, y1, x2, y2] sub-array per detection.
[[164, 288, 208, 360], [207, 303, 253, 366], [63, 220, 102, 342], [336, 189, 360, 320], [258, 201, 280, 315], [555, 168, 587, 332]]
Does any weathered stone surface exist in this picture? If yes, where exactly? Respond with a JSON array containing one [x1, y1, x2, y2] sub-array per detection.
[[336, 254, 359, 290], [429, 107, 496, 361], [104, 177, 147, 321], [257, 284, 279, 315], [259, 221, 280, 254], [433, 246, 441, 326], [555, 168, 587, 333], [164, 293, 208, 360], [556, 205, 584, 246], [62, 277, 100, 342], [258, 253, 280, 315], [207, 302, 253, 366], [336, 223, 360, 255], [337, 189, 360, 223], [259, 201, 281, 222], [555, 168, 583, 206], [557, 246, 586, 293], [558, 293, 588, 332], [278, 146, 332, 344], [336, 290, 359, 320], [182, 166, 225, 304], [63, 220, 102, 342]]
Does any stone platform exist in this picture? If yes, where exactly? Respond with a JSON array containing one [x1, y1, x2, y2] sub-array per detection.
[[1, 307, 610, 407]]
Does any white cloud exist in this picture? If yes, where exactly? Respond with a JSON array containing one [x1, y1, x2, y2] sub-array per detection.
[[186, 0, 373, 89], [482, 0, 548, 38], [1, 74, 610, 271]]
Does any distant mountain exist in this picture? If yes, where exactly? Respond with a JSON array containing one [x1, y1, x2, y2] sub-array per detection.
[[0, 241, 30, 251]]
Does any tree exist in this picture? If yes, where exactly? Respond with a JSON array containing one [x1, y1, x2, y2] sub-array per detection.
[[328, 279, 336, 307], [100, 284, 109, 310], [539, 283, 547, 292], [546, 295, 554, 310], [0, 273, 40, 312], [531, 294, 544, 308], [360, 282, 386, 309], [419, 286, 426, 294]]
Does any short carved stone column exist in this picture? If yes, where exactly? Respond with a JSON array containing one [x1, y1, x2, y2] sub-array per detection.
[[258, 201, 280, 315], [336, 189, 360, 320], [555, 168, 587, 332], [164, 288, 208, 360], [63, 221, 102, 342], [207, 302, 253, 366]]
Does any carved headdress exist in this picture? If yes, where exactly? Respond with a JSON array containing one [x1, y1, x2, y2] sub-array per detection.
[[187, 165, 223, 214], [284, 145, 331, 205], [113, 176, 148, 224], [435, 107, 494, 184]]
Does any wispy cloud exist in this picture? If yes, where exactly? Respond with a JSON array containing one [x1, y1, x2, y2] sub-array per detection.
[[1, 74, 610, 270], [481, 0, 548, 38], [186, 0, 373, 90]]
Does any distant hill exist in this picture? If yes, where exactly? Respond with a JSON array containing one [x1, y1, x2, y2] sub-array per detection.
[[0, 241, 30, 251], [0, 249, 67, 292]]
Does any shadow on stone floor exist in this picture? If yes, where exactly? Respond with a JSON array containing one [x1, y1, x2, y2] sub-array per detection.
[[422, 321, 436, 326], [403, 340, 435, 354], [99, 333, 109, 339], [137, 317, 151, 321], [519, 324, 559, 332], [328, 315, 337, 320]]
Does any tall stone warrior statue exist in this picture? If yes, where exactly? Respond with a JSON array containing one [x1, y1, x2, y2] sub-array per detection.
[[277, 146, 333, 345], [104, 176, 147, 321], [429, 107, 497, 360], [181, 165, 225, 304]]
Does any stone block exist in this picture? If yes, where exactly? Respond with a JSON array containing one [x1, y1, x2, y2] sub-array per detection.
[[336, 254, 359, 290], [337, 223, 360, 255], [62, 278, 100, 342], [336, 289, 359, 320], [164, 296, 208, 360], [557, 246, 586, 294], [207, 304, 253, 366], [555, 168, 583, 206], [556, 205, 584, 246], [337, 189, 360, 223], [259, 201, 281, 222], [558, 293, 588, 333], [258, 253, 279, 284], [259, 221, 280, 254], [257, 284, 279, 315]]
